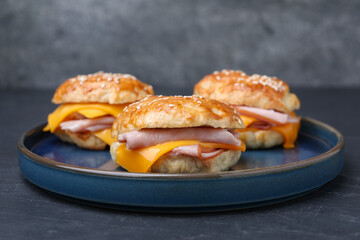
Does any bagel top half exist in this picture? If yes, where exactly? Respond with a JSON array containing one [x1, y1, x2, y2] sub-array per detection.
[[112, 95, 245, 137], [52, 71, 154, 104], [194, 69, 300, 114]]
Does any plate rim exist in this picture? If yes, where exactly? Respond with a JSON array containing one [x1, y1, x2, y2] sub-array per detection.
[[18, 117, 344, 180]]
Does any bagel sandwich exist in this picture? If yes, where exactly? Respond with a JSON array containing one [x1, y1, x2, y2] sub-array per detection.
[[110, 95, 246, 173], [194, 69, 300, 149], [43, 71, 154, 150]]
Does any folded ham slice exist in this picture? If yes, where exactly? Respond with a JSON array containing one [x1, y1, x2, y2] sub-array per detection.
[[233, 106, 300, 125], [170, 145, 225, 160], [170, 145, 200, 158], [117, 128, 242, 150], [60, 116, 115, 132], [248, 121, 272, 130]]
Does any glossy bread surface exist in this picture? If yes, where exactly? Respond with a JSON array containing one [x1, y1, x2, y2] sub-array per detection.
[[194, 70, 300, 113], [112, 95, 244, 135], [52, 72, 154, 104]]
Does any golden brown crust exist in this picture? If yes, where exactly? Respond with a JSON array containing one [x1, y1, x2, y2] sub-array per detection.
[[150, 150, 242, 173], [52, 71, 154, 104], [112, 95, 245, 136], [237, 130, 284, 149], [194, 69, 300, 113], [54, 130, 107, 150]]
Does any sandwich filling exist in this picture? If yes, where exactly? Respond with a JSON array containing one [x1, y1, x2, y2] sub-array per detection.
[[233, 106, 300, 149], [43, 103, 126, 145], [111, 128, 246, 173]]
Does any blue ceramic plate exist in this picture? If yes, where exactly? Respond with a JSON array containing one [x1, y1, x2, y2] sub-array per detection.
[[18, 118, 344, 212]]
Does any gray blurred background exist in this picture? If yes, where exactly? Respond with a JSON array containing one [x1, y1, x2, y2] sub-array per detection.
[[1, 0, 359, 94]]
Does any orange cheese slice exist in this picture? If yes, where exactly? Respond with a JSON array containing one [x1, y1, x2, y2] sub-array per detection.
[[271, 122, 300, 149], [94, 129, 117, 145], [43, 103, 126, 132], [239, 115, 258, 127], [116, 140, 246, 173], [237, 114, 300, 149], [77, 109, 110, 119]]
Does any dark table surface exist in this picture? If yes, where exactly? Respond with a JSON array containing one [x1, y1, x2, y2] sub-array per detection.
[[1, 88, 359, 240]]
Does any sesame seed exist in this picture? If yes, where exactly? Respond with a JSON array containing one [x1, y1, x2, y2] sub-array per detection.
[[168, 104, 175, 107], [78, 75, 87, 81], [243, 74, 286, 92], [101, 83, 105, 88], [122, 74, 137, 80]]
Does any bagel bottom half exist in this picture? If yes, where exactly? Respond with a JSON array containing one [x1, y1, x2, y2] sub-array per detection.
[[151, 150, 242, 173], [110, 143, 242, 173], [237, 130, 284, 149], [55, 130, 107, 150]]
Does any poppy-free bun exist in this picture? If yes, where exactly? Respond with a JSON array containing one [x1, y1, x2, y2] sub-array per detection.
[[236, 129, 284, 149], [194, 69, 300, 113], [150, 149, 242, 173], [112, 95, 245, 137], [52, 71, 154, 104], [55, 130, 107, 150]]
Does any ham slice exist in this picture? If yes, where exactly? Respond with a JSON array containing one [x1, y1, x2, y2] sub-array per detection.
[[171, 145, 201, 158], [85, 124, 113, 132], [60, 116, 115, 132], [200, 149, 225, 160], [233, 106, 300, 125], [117, 128, 242, 150], [248, 121, 272, 130], [170, 145, 225, 160]]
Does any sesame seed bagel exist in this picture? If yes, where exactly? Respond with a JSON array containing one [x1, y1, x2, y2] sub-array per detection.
[[194, 69, 300, 113], [112, 95, 245, 136], [52, 71, 154, 104]]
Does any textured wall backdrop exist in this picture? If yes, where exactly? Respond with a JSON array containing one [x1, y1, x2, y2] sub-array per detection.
[[1, 0, 359, 92]]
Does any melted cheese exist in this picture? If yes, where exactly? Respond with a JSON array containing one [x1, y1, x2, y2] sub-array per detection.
[[271, 122, 300, 149], [115, 140, 246, 173], [238, 114, 300, 149], [239, 115, 258, 127], [43, 103, 126, 132], [94, 129, 117, 145], [77, 109, 110, 119]]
